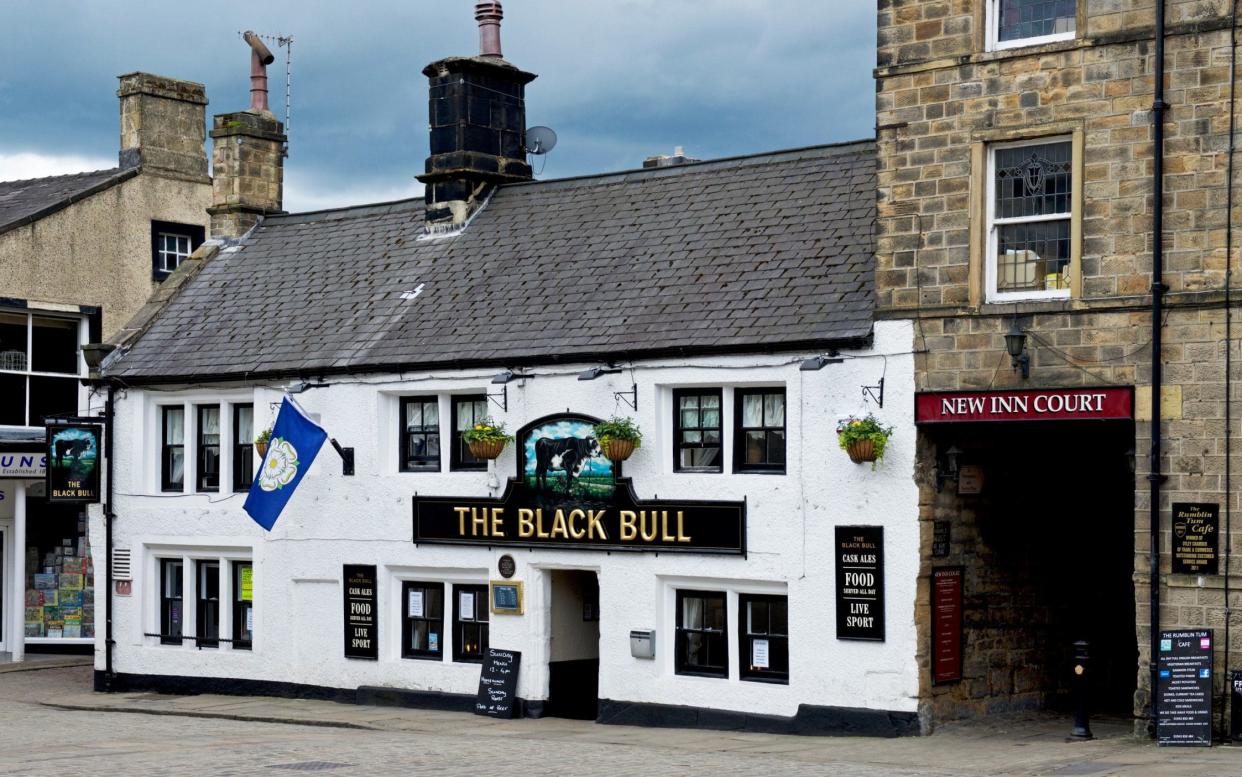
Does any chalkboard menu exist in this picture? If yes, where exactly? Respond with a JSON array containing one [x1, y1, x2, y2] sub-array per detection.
[[1172, 503, 1219, 575], [1157, 629, 1213, 747], [835, 526, 885, 641], [343, 565, 378, 660], [931, 567, 963, 684], [475, 648, 522, 718]]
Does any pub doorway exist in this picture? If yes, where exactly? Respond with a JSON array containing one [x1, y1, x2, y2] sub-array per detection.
[[545, 570, 600, 720], [928, 419, 1137, 717]]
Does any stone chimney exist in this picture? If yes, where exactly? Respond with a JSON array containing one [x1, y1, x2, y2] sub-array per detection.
[[208, 32, 286, 238], [117, 73, 209, 180], [416, 2, 536, 228]]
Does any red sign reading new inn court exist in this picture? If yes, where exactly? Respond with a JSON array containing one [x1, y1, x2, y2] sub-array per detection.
[[916, 387, 1134, 424]]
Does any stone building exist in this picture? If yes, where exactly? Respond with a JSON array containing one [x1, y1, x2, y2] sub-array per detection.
[[875, 0, 1241, 735]]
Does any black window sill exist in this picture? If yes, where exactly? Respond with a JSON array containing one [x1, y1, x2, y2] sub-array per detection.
[[400, 466, 441, 474], [402, 653, 444, 661], [450, 466, 487, 473], [197, 487, 220, 494], [673, 468, 723, 475], [161, 487, 183, 494], [453, 656, 485, 664], [733, 468, 785, 475], [740, 674, 789, 685], [674, 668, 728, 679]]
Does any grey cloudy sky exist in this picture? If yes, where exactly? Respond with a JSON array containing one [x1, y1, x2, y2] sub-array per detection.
[[0, 1, 876, 212]]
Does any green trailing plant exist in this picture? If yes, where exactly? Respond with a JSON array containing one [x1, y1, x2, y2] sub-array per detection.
[[593, 416, 643, 447], [254, 428, 272, 446], [462, 418, 513, 444], [837, 413, 893, 469]]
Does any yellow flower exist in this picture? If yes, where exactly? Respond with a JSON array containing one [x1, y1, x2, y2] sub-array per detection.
[[851, 420, 861, 426]]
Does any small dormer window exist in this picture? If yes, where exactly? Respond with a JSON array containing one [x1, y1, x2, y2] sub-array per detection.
[[151, 221, 205, 281]]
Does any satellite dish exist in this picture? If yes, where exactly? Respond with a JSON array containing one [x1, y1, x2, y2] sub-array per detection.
[[525, 126, 558, 155]]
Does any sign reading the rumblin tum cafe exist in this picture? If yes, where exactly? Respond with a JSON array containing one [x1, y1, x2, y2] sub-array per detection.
[[45, 421, 102, 503], [413, 414, 746, 555]]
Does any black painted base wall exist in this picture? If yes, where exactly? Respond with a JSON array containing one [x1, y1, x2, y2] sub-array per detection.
[[95, 672, 922, 736]]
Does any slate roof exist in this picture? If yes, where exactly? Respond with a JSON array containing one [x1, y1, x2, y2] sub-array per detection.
[[108, 141, 876, 382], [0, 167, 137, 237]]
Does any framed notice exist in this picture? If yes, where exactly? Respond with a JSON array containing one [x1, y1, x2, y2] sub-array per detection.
[[46, 423, 102, 503], [1172, 503, 1219, 575], [343, 565, 378, 660], [490, 580, 524, 615], [835, 526, 885, 641], [931, 567, 963, 684]]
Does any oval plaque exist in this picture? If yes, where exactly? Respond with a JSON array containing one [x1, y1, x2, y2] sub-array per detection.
[[498, 554, 516, 579]]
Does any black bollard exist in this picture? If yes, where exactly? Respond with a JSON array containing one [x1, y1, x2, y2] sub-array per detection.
[[1070, 640, 1094, 740]]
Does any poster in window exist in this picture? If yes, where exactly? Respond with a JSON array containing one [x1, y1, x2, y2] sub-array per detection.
[[835, 525, 885, 641], [408, 589, 425, 618], [752, 638, 770, 669], [459, 591, 475, 620], [245, 608, 254, 633], [239, 567, 254, 601], [46, 423, 102, 503]]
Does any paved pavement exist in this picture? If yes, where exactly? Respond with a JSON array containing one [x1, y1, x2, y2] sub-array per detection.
[[0, 666, 1239, 776]]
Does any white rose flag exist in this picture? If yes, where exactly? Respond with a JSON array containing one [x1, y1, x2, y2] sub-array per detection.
[[243, 397, 328, 531]]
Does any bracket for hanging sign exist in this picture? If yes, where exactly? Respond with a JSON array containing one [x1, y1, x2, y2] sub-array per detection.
[[487, 385, 508, 412], [614, 384, 638, 412], [329, 438, 354, 476], [862, 377, 885, 409]]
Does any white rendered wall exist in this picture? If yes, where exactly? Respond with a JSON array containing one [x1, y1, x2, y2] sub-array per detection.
[[102, 320, 920, 717]]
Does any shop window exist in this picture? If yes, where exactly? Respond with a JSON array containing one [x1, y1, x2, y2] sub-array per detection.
[[739, 594, 789, 684], [988, 138, 1073, 301], [160, 559, 184, 645], [452, 583, 489, 662], [233, 561, 253, 650], [233, 404, 254, 491], [196, 560, 220, 648], [161, 406, 185, 492], [150, 221, 205, 281], [24, 503, 93, 641], [0, 310, 82, 427], [989, 0, 1076, 50], [400, 397, 441, 472], [450, 396, 488, 471], [196, 405, 221, 492], [673, 388, 723, 472], [733, 388, 786, 473], [402, 581, 445, 660], [675, 589, 727, 678]]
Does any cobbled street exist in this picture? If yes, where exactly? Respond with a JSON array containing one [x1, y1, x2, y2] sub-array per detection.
[[0, 666, 1237, 777]]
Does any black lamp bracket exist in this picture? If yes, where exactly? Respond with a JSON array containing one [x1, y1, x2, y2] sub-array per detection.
[[862, 377, 885, 409], [614, 384, 638, 411], [487, 384, 508, 412], [329, 437, 354, 476]]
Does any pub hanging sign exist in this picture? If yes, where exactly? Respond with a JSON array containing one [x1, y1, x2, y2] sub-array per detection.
[[412, 414, 746, 555], [46, 422, 102, 503]]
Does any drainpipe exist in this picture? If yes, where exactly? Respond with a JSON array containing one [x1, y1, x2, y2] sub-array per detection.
[[104, 383, 115, 689], [1148, 0, 1168, 734], [1221, 0, 1239, 739]]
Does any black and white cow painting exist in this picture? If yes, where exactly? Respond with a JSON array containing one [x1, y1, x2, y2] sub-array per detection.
[[534, 436, 602, 495]]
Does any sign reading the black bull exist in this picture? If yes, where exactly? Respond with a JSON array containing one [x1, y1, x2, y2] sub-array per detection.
[[46, 422, 102, 503], [412, 414, 746, 555]]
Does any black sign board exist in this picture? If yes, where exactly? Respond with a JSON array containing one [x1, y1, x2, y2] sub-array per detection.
[[475, 648, 522, 718], [932, 567, 963, 684], [413, 414, 746, 555], [1231, 670, 1242, 742], [932, 520, 950, 557], [343, 564, 378, 660], [1157, 629, 1213, 746], [836, 526, 885, 642], [1172, 503, 1219, 575], [46, 423, 101, 503]]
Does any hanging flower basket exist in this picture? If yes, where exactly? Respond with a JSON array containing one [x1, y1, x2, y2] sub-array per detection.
[[593, 417, 643, 463], [846, 438, 876, 464], [462, 418, 513, 460], [254, 428, 272, 459], [837, 414, 893, 471]]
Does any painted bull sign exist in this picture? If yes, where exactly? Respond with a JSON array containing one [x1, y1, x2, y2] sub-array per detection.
[[412, 413, 746, 555], [46, 423, 102, 503]]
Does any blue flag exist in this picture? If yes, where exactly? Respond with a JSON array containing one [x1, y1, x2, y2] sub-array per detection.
[[244, 397, 328, 531]]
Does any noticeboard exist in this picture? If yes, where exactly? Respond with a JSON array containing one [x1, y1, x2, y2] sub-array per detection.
[[835, 526, 885, 641], [475, 648, 521, 718], [1171, 503, 1219, 575], [931, 567, 963, 684], [343, 564, 378, 660], [1157, 629, 1213, 747]]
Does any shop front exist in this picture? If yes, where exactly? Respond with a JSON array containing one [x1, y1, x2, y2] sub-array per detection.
[[915, 387, 1137, 722]]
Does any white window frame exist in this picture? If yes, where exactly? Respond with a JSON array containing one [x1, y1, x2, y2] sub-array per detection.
[[146, 544, 254, 652], [387, 566, 489, 664], [660, 577, 788, 685], [157, 232, 192, 273], [985, 136, 1074, 303], [0, 309, 87, 429], [148, 392, 255, 495], [987, 0, 1077, 52]]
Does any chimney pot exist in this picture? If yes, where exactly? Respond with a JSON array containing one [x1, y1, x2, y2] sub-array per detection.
[[242, 31, 274, 114], [475, 1, 504, 58]]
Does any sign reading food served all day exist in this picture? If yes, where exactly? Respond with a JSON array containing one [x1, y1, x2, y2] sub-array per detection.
[[413, 414, 746, 555], [343, 564, 378, 660], [835, 526, 885, 641], [915, 387, 1133, 424], [46, 423, 102, 503]]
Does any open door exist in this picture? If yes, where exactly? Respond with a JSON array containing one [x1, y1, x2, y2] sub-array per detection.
[[546, 570, 600, 719]]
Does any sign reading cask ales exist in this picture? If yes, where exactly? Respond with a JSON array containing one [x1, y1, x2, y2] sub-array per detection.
[[46, 423, 101, 503], [931, 567, 963, 684], [835, 526, 884, 641], [1157, 629, 1214, 747], [343, 564, 378, 660], [475, 648, 522, 718], [1171, 503, 1219, 575]]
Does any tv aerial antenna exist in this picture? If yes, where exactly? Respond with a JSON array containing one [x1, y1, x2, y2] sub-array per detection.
[[524, 126, 557, 174], [240, 31, 295, 157]]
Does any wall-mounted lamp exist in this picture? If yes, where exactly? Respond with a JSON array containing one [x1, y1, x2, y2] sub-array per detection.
[[935, 445, 963, 493], [1004, 320, 1030, 379], [578, 365, 622, 381], [491, 369, 529, 385], [799, 354, 844, 371]]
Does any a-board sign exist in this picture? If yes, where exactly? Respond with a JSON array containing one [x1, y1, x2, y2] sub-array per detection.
[[475, 648, 521, 718], [835, 526, 885, 641], [343, 564, 378, 660], [1172, 503, 1219, 575], [1157, 629, 1213, 747], [46, 423, 101, 503], [932, 567, 963, 684]]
